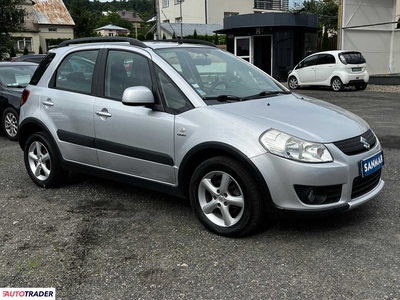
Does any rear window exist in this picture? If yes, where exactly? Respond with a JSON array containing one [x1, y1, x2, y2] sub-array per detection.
[[30, 53, 56, 85], [340, 52, 366, 64]]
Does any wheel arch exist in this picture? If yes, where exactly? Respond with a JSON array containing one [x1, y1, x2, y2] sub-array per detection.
[[18, 118, 57, 151], [178, 142, 273, 207]]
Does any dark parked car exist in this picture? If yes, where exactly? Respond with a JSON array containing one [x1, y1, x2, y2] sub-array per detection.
[[0, 62, 38, 140], [12, 54, 46, 64]]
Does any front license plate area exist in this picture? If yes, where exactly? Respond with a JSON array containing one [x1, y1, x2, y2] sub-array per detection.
[[359, 151, 384, 177]]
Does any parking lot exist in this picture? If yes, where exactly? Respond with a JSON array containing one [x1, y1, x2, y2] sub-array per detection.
[[0, 87, 399, 299]]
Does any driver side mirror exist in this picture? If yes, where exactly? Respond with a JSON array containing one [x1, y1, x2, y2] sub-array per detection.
[[122, 86, 155, 106]]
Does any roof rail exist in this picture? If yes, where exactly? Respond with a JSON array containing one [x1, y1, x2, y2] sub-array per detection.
[[154, 39, 217, 48], [57, 37, 147, 48]]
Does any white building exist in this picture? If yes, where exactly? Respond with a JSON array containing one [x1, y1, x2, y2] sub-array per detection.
[[339, 0, 399, 74], [158, 0, 288, 26]]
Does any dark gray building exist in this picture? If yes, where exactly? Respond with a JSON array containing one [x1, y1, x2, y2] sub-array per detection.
[[215, 12, 318, 81]]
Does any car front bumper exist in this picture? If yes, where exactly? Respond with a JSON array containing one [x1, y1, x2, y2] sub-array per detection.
[[251, 139, 384, 212]]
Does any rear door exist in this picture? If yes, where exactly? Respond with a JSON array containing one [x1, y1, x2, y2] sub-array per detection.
[[93, 49, 177, 184], [315, 54, 336, 83], [296, 55, 318, 84], [39, 49, 99, 166]]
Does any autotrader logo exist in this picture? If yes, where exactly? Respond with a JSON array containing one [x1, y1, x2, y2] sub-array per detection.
[[0, 288, 55, 299], [360, 136, 370, 149]]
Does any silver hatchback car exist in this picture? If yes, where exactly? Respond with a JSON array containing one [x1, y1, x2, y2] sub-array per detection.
[[18, 37, 384, 237]]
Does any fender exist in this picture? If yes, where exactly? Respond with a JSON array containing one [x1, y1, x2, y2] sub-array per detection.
[[178, 141, 275, 208]]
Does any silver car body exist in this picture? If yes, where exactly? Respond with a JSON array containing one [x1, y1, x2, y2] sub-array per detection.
[[19, 40, 384, 222]]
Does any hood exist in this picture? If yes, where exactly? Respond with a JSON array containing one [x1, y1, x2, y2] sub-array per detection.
[[213, 93, 369, 143]]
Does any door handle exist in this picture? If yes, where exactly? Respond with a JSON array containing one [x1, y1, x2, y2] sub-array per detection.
[[95, 110, 112, 118], [42, 99, 54, 107]]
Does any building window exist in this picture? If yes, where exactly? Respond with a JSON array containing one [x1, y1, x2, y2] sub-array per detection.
[[15, 37, 32, 52], [49, 28, 57, 32], [109, 33, 114, 36], [163, 19, 170, 23], [163, 0, 169, 7], [175, 17, 182, 23], [254, 0, 272, 10], [174, 0, 181, 4]]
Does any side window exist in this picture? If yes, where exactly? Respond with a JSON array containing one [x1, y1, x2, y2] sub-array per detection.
[[105, 50, 152, 100], [55, 50, 98, 94], [155, 65, 193, 113], [318, 54, 336, 65], [302, 55, 318, 67]]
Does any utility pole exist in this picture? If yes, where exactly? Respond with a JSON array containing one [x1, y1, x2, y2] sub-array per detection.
[[156, 0, 161, 40]]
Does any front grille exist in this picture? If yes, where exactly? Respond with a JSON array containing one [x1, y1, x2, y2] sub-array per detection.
[[333, 129, 376, 155], [351, 169, 381, 199]]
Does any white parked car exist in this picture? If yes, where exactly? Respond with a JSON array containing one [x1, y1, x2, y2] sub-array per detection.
[[288, 50, 369, 91]]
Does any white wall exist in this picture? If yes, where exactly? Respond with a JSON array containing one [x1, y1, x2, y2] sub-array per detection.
[[341, 0, 397, 74], [158, 0, 260, 25]]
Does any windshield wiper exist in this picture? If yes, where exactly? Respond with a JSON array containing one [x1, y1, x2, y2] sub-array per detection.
[[241, 90, 291, 101], [203, 95, 242, 102]]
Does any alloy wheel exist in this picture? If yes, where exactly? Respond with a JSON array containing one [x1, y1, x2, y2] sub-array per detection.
[[27, 141, 52, 181], [4, 111, 18, 138], [198, 171, 245, 227]]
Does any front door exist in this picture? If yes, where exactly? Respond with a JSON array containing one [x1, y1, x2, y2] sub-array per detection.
[[94, 49, 176, 184]]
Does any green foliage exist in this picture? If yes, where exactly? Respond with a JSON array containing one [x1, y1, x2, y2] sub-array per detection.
[[172, 32, 176, 39], [162, 33, 166, 39], [68, 0, 102, 38], [38, 45, 43, 54], [96, 12, 133, 31], [63, 0, 155, 38], [213, 33, 219, 45], [301, 0, 338, 35], [0, 0, 25, 60], [23, 46, 29, 55], [9, 45, 16, 58], [193, 30, 198, 39]]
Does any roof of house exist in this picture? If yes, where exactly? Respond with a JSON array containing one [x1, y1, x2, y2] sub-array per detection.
[[95, 24, 130, 31], [33, 0, 75, 26], [152, 23, 223, 37], [117, 10, 144, 23]]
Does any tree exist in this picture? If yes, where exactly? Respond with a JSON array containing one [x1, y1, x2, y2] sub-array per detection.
[[9, 45, 16, 58], [38, 45, 43, 54], [0, 0, 25, 60], [95, 12, 133, 31], [301, 0, 338, 35], [23, 46, 29, 55], [193, 29, 198, 39], [213, 33, 219, 45]]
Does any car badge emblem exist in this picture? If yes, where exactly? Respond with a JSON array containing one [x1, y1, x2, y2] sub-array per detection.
[[360, 137, 370, 149]]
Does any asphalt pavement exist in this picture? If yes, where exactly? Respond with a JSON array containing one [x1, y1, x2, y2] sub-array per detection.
[[0, 87, 399, 299]]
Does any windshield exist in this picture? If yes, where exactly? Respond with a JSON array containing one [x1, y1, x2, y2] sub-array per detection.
[[155, 47, 287, 102], [0, 65, 38, 88]]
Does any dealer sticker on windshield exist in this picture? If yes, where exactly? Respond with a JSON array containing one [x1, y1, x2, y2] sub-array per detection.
[[359, 151, 384, 177]]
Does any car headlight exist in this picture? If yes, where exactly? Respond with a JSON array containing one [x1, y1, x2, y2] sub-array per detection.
[[259, 129, 333, 163]]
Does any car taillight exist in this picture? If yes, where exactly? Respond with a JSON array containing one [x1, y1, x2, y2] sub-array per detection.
[[20, 89, 30, 107]]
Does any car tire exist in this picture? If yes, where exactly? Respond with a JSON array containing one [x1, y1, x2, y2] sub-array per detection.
[[24, 132, 68, 188], [331, 77, 344, 92], [355, 83, 368, 90], [288, 76, 299, 90], [2, 107, 19, 141], [189, 156, 265, 237]]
